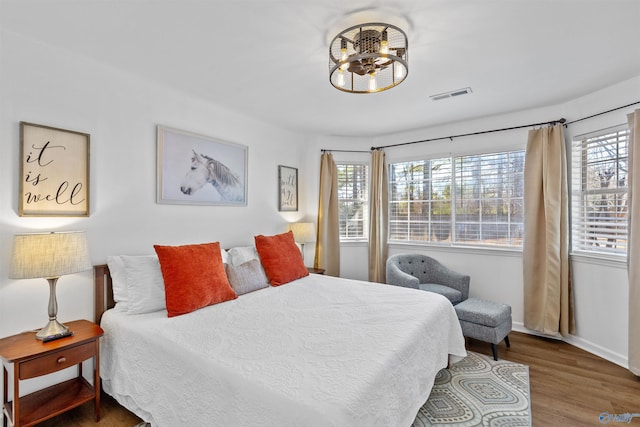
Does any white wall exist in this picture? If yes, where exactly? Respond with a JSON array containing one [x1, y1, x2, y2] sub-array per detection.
[[0, 29, 311, 406], [308, 76, 640, 368]]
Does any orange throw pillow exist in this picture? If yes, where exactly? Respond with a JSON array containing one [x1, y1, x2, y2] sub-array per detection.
[[154, 242, 237, 317], [254, 231, 309, 286]]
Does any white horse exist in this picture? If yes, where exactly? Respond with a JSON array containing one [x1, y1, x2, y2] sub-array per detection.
[[180, 150, 244, 202]]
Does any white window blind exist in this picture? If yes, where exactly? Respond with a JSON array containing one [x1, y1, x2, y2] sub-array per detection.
[[389, 158, 452, 242], [571, 126, 629, 256], [337, 163, 369, 240], [389, 150, 524, 248], [454, 150, 525, 247]]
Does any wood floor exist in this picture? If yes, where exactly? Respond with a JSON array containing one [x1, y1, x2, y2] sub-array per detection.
[[23, 331, 640, 427], [467, 332, 640, 426]]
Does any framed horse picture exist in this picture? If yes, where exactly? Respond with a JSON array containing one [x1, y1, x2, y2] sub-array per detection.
[[157, 126, 248, 206]]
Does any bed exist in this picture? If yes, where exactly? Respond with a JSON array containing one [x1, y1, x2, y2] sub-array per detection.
[[93, 244, 466, 427]]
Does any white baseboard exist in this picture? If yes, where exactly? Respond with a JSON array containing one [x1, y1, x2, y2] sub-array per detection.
[[511, 322, 629, 369]]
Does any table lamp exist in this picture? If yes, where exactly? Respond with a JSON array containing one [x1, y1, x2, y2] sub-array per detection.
[[288, 222, 316, 262], [10, 231, 91, 341]]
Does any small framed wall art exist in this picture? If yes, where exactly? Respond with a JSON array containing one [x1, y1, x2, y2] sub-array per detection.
[[19, 121, 90, 217], [278, 165, 298, 211], [157, 126, 248, 206]]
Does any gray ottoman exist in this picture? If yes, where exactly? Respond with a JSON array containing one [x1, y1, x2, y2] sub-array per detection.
[[454, 298, 512, 360]]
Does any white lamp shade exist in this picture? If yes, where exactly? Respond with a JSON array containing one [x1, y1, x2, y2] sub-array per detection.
[[10, 231, 91, 279], [288, 222, 316, 244]]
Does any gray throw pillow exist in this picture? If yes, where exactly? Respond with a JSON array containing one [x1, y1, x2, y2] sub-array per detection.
[[225, 259, 270, 295]]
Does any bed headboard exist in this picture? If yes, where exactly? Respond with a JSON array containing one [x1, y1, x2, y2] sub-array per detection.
[[94, 264, 115, 324]]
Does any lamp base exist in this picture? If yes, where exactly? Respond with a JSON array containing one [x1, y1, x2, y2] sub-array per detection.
[[36, 319, 72, 342]]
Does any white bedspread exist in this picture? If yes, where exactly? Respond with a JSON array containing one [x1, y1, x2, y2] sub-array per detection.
[[100, 274, 466, 427]]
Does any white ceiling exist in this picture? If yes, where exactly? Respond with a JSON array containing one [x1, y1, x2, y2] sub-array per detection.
[[2, 0, 639, 137]]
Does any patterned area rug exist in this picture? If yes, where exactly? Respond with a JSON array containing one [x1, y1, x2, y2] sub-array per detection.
[[413, 351, 531, 427]]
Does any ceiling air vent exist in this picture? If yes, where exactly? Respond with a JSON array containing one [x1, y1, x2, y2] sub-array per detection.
[[430, 87, 472, 101]]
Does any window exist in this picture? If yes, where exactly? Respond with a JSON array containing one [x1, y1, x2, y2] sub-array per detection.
[[571, 126, 629, 256], [389, 158, 452, 242], [389, 150, 525, 248], [454, 151, 525, 246], [337, 163, 368, 240]]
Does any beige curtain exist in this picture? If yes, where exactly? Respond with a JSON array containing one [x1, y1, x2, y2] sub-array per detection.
[[315, 152, 340, 276], [627, 109, 640, 375], [523, 124, 574, 336], [369, 149, 388, 283]]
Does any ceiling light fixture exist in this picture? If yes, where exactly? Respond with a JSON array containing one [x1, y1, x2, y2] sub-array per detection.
[[329, 21, 408, 93]]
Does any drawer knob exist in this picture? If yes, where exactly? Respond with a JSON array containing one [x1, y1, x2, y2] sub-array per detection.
[[57, 357, 67, 364]]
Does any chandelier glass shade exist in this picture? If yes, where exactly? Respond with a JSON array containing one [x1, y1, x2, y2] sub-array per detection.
[[329, 22, 408, 93]]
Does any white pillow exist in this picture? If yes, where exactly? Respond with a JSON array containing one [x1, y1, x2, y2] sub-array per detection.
[[220, 247, 230, 264], [106, 256, 129, 311], [121, 255, 166, 315], [227, 246, 260, 267]]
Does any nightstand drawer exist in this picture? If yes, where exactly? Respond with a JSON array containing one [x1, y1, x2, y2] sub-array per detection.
[[19, 341, 95, 380]]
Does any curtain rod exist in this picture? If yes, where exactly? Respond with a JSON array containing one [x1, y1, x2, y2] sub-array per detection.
[[320, 149, 370, 153], [370, 118, 566, 150], [564, 100, 640, 126], [320, 118, 565, 153], [320, 99, 640, 153]]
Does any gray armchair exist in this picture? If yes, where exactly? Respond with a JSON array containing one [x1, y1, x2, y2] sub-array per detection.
[[386, 254, 470, 305]]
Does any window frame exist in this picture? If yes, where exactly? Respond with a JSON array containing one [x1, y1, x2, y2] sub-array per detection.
[[388, 156, 453, 245], [388, 148, 526, 250], [336, 162, 369, 241], [570, 124, 629, 258]]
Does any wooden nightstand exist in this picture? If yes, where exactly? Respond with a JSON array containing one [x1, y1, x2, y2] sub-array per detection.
[[0, 320, 103, 427], [307, 267, 325, 275]]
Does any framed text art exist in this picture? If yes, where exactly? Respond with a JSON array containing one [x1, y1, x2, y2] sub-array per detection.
[[157, 126, 248, 206], [19, 122, 90, 217], [278, 165, 298, 212]]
